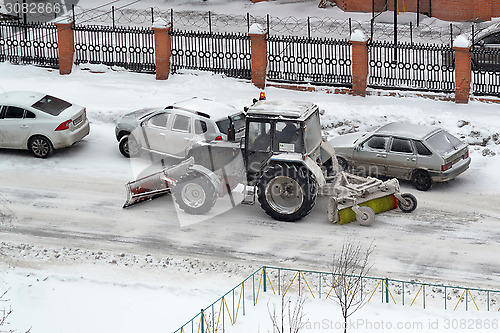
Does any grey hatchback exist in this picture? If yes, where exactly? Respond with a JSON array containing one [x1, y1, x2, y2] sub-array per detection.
[[329, 122, 470, 191]]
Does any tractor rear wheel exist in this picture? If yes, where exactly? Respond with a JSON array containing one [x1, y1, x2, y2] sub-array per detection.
[[257, 164, 317, 222]]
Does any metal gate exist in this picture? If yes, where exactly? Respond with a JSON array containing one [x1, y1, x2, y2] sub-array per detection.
[[471, 47, 500, 97]]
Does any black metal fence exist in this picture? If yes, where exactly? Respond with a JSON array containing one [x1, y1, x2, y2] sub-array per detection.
[[73, 25, 155, 73], [170, 30, 251, 80], [267, 36, 352, 87], [471, 47, 500, 97], [0, 21, 58, 68], [368, 41, 455, 93]]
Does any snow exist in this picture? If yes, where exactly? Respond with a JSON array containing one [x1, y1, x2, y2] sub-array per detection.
[[351, 29, 368, 42], [249, 23, 266, 35], [0, 1, 500, 332], [454, 34, 471, 48]]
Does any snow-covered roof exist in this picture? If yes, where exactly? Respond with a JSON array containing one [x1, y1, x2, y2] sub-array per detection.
[[0, 91, 46, 106], [170, 97, 239, 120], [375, 122, 440, 140], [246, 100, 317, 120]]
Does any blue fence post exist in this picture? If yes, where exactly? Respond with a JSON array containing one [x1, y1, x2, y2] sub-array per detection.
[[319, 273, 322, 299], [423, 285, 426, 309], [445, 287, 447, 310], [385, 278, 389, 303], [278, 268, 281, 295], [466, 289, 468, 311], [263, 267, 267, 293], [243, 282, 246, 316]]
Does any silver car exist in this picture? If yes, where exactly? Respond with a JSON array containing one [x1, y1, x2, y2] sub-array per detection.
[[329, 122, 471, 191], [115, 98, 245, 158]]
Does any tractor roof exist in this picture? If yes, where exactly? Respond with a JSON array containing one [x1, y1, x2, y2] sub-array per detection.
[[246, 100, 318, 121]]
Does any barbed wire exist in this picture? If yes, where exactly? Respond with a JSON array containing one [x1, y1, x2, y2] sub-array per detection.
[[66, 5, 481, 45]]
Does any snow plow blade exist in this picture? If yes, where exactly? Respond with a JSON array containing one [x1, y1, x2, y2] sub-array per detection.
[[324, 172, 416, 225], [123, 157, 195, 208]]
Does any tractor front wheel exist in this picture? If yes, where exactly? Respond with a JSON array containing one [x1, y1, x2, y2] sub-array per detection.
[[257, 164, 317, 222], [173, 171, 218, 215]]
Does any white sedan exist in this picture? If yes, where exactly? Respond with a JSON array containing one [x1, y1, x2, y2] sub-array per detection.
[[0, 91, 90, 158]]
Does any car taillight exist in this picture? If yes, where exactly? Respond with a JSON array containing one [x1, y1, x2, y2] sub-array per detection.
[[215, 136, 223, 141], [55, 120, 72, 131], [441, 162, 452, 171], [463, 149, 469, 159]]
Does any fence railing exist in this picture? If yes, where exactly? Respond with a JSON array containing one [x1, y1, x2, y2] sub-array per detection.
[[73, 25, 156, 73], [267, 35, 352, 87], [471, 47, 500, 97], [170, 30, 251, 80], [174, 266, 500, 333], [0, 21, 58, 68], [368, 41, 455, 93]]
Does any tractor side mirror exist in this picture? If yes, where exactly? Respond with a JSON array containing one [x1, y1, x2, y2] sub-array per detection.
[[227, 116, 236, 142]]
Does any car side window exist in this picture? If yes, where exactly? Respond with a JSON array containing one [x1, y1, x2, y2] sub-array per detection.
[[4, 106, 25, 119], [194, 119, 208, 134], [25, 111, 36, 119], [148, 113, 169, 128], [481, 32, 500, 45], [172, 114, 191, 133], [364, 136, 388, 151], [414, 140, 432, 156], [390, 138, 413, 154]]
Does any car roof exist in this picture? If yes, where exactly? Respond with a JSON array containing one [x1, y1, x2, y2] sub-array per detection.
[[0, 91, 46, 106], [475, 21, 500, 41], [374, 122, 441, 140], [169, 97, 239, 120], [246, 100, 317, 120]]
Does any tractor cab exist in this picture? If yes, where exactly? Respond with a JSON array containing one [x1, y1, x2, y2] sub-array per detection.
[[243, 98, 324, 182]]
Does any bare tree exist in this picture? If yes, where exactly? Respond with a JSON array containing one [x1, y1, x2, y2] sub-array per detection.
[[0, 289, 31, 333], [268, 294, 306, 333], [330, 240, 374, 333]]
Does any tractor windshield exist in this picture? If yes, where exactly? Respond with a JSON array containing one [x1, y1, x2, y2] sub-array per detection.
[[304, 112, 322, 152]]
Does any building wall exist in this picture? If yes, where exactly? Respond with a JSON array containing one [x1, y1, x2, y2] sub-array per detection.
[[333, 0, 497, 22]]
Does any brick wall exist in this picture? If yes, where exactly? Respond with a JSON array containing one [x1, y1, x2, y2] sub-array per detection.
[[336, 0, 497, 22]]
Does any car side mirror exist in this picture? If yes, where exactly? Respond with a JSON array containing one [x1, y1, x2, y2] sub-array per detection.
[[227, 116, 235, 142], [477, 40, 485, 46]]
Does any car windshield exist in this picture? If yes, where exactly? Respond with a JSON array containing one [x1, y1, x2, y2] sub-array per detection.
[[216, 113, 246, 135], [31, 95, 72, 116], [426, 130, 463, 155]]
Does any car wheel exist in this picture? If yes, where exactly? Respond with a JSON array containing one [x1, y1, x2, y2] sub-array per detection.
[[173, 171, 218, 215], [411, 170, 432, 191], [119, 135, 140, 158], [257, 164, 317, 222], [337, 157, 349, 172], [29, 136, 53, 158], [397, 193, 418, 213]]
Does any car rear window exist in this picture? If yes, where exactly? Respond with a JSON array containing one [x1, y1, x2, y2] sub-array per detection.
[[31, 95, 71, 116], [426, 130, 463, 155], [216, 113, 246, 135]]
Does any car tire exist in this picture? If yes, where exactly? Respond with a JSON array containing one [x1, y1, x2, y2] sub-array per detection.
[[257, 164, 317, 222], [119, 135, 140, 158], [173, 171, 218, 215], [397, 193, 418, 213], [411, 170, 432, 191], [28, 136, 53, 158]]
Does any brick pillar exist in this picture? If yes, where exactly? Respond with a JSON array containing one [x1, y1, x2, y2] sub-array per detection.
[[453, 46, 471, 104], [474, 0, 492, 21], [351, 30, 369, 97], [54, 19, 74, 75], [153, 19, 172, 80], [249, 24, 268, 90]]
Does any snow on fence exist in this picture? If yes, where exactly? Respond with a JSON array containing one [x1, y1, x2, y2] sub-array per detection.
[[174, 266, 500, 333], [0, 21, 58, 68]]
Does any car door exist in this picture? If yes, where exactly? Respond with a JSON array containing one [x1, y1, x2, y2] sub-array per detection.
[[163, 113, 194, 158], [352, 134, 389, 177], [0, 106, 34, 149], [142, 112, 170, 153], [385, 137, 417, 179]]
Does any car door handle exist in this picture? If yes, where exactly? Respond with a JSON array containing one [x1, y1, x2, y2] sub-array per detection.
[[160, 133, 166, 136], [21, 125, 29, 128], [407, 157, 417, 162], [376, 153, 387, 158]]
